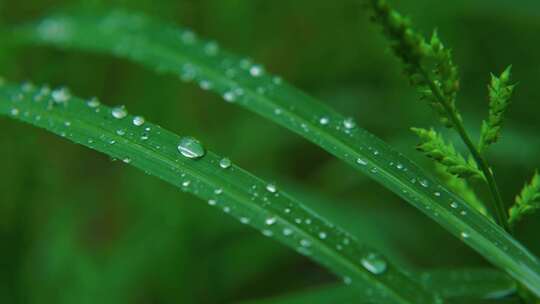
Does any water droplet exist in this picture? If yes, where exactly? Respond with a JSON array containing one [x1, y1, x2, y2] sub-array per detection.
[[434, 192, 441, 197], [10, 108, 19, 116], [461, 232, 470, 239], [266, 183, 277, 193], [219, 158, 232, 169], [318, 232, 327, 239], [132, 116, 145, 126], [450, 202, 458, 209], [396, 163, 404, 170], [343, 277, 352, 285], [223, 91, 236, 103], [265, 217, 277, 226], [122, 158, 131, 164], [208, 199, 217, 206], [86, 97, 100, 108], [356, 158, 368, 166], [343, 117, 356, 129], [51, 87, 70, 103], [199, 80, 212, 90], [282, 228, 293, 236], [262, 230, 273, 237], [240, 217, 250, 224], [112, 105, 128, 119], [116, 129, 126, 136], [361, 253, 387, 275], [249, 65, 264, 77], [419, 179, 429, 188], [460, 210, 467, 216], [319, 117, 329, 125], [214, 188, 223, 195], [178, 137, 206, 159], [300, 239, 311, 247]]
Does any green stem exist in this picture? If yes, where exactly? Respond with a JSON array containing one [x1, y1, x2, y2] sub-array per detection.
[[419, 68, 512, 234]]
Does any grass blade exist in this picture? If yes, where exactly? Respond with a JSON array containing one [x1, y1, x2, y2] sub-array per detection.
[[239, 268, 517, 304], [0, 81, 438, 303], [4, 10, 540, 295]]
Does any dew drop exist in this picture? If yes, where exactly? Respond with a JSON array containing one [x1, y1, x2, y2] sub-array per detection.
[[132, 116, 145, 126], [249, 65, 264, 77], [356, 158, 368, 166], [112, 105, 128, 119], [450, 201, 459, 209], [262, 230, 273, 237], [300, 239, 311, 247], [266, 183, 277, 193], [265, 217, 277, 226], [282, 228, 293, 236], [318, 232, 327, 239], [223, 91, 236, 103], [343, 277, 352, 285], [361, 253, 387, 275], [208, 199, 217, 206], [10, 108, 19, 116], [461, 232, 470, 239], [434, 191, 441, 197], [343, 117, 356, 129], [87, 97, 100, 108], [419, 179, 429, 188], [219, 158, 232, 169], [178, 137, 206, 159], [319, 116, 329, 125], [51, 87, 70, 103], [240, 217, 250, 224]]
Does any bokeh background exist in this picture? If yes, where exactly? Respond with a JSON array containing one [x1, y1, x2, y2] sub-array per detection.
[[1, 0, 540, 303]]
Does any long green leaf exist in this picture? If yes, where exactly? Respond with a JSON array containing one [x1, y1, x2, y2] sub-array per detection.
[[4, 10, 540, 295], [239, 269, 517, 304], [0, 81, 438, 303]]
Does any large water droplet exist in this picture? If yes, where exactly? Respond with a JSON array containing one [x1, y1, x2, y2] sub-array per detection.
[[87, 97, 100, 108], [112, 105, 128, 119], [361, 253, 387, 275], [178, 137, 206, 159]]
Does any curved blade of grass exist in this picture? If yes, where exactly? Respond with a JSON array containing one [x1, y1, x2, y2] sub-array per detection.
[[240, 268, 517, 304], [4, 10, 540, 295], [0, 81, 439, 303]]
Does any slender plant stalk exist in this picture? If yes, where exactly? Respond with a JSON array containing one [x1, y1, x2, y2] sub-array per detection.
[[419, 68, 511, 233]]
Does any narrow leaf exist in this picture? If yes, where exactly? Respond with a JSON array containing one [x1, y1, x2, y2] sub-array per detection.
[[0, 81, 437, 303], [5, 10, 540, 296], [239, 268, 517, 304]]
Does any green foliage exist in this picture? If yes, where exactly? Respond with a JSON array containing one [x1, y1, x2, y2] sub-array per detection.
[[411, 127, 483, 180], [435, 164, 488, 217], [509, 171, 540, 227], [240, 268, 517, 303], [368, 0, 460, 128], [7, 9, 540, 297], [2, 1, 540, 303], [479, 66, 516, 153], [0, 81, 440, 303]]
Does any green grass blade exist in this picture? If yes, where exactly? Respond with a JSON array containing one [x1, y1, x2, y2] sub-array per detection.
[[0, 81, 438, 304], [239, 269, 517, 304], [5, 10, 540, 295]]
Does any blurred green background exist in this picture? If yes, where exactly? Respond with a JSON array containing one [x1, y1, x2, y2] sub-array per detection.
[[1, 0, 540, 303]]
